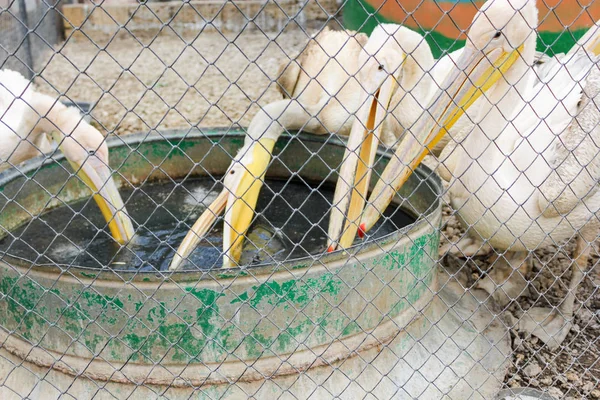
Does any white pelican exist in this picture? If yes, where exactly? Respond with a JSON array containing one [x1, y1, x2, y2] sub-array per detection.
[[170, 28, 370, 269], [0, 69, 134, 244], [327, 24, 486, 251], [171, 23, 554, 267], [357, 0, 600, 347], [326, 23, 561, 254]]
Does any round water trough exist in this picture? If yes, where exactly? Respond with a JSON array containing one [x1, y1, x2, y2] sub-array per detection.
[[0, 130, 509, 399]]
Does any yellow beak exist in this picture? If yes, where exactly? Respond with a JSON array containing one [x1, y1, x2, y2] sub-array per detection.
[[327, 75, 397, 252], [586, 33, 600, 56], [359, 45, 524, 234], [577, 23, 600, 56], [67, 154, 135, 245], [170, 139, 276, 270]]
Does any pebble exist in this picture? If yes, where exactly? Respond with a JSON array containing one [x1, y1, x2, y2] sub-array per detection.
[[529, 378, 540, 387], [530, 336, 538, 345], [508, 379, 521, 388], [540, 377, 552, 385], [513, 335, 523, 350], [578, 308, 594, 323], [523, 362, 542, 377], [548, 387, 564, 398], [583, 382, 595, 393], [565, 372, 580, 382], [592, 389, 600, 398], [505, 312, 518, 328], [516, 352, 524, 361]]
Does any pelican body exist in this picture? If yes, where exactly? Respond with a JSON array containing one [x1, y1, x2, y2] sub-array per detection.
[[0, 69, 134, 244], [360, 0, 600, 347]]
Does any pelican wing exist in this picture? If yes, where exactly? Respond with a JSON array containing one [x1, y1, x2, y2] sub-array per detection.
[[0, 69, 40, 167], [276, 55, 302, 99], [534, 52, 600, 217], [0, 70, 32, 137]]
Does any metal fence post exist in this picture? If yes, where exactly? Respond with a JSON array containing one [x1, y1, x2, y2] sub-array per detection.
[[17, 0, 33, 78]]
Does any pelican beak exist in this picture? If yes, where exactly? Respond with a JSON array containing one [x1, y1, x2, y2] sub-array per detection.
[[585, 31, 600, 56], [359, 45, 524, 234], [169, 189, 228, 270], [60, 144, 135, 245], [327, 72, 398, 252], [170, 139, 276, 270]]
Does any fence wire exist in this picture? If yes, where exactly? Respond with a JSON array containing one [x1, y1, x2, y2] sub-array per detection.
[[0, 0, 599, 399], [0, 0, 63, 78]]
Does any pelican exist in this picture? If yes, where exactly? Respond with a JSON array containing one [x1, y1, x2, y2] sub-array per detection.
[[327, 23, 560, 254], [170, 28, 370, 269], [357, 0, 600, 347], [436, 25, 600, 258], [171, 23, 551, 268], [0, 69, 134, 244], [327, 24, 486, 251]]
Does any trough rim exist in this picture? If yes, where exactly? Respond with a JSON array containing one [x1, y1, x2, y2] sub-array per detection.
[[0, 128, 443, 283]]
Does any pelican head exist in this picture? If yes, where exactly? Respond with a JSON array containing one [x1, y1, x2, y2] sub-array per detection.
[[49, 107, 135, 245], [327, 24, 434, 251], [170, 130, 276, 270], [170, 28, 368, 269], [358, 0, 538, 235]]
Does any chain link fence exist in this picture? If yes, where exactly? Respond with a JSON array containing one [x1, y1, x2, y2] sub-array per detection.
[[0, 0, 599, 399], [0, 0, 63, 78]]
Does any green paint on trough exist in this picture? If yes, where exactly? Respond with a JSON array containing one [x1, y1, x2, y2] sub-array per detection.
[[230, 292, 249, 304], [80, 290, 124, 311], [239, 273, 342, 309], [185, 287, 225, 338]]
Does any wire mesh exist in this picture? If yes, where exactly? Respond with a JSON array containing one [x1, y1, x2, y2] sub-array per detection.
[[0, 0, 63, 78], [0, 0, 599, 399]]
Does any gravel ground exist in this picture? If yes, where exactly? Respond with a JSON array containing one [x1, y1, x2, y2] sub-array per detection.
[[36, 29, 600, 399], [36, 28, 312, 135], [439, 200, 600, 399]]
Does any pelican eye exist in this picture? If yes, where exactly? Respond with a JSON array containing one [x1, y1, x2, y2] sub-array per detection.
[[378, 64, 385, 71], [88, 150, 96, 156], [493, 31, 502, 39]]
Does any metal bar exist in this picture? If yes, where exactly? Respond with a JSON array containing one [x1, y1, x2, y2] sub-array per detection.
[[17, 0, 33, 78]]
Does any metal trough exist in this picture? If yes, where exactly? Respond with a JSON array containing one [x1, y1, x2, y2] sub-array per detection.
[[0, 130, 509, 399]]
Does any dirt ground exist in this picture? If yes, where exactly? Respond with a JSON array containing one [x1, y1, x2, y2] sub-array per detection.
[[439, 200, 600, 399], [36, 28, 309, 135], [35, 29, 600, 399]]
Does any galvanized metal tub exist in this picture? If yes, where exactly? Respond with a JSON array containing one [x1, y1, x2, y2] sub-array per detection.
[[0, 130, 507, 399]]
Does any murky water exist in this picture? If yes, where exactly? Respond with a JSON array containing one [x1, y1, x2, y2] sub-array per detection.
[[0, 178, 415, 271]]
